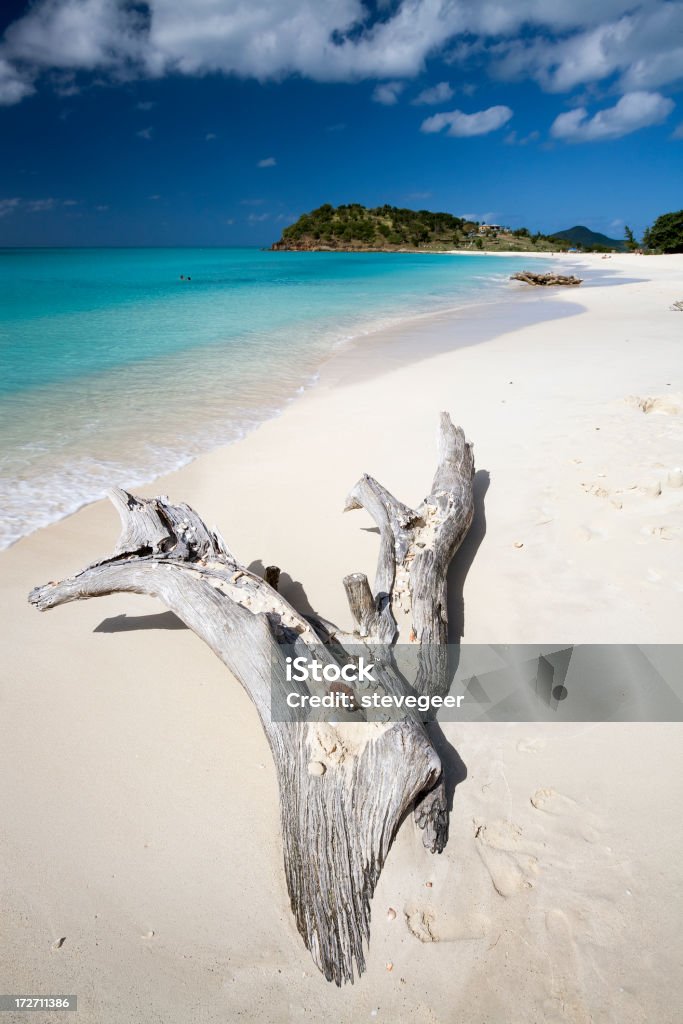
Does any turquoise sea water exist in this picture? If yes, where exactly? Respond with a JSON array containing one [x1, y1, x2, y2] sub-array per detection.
[[0, 247, 540, 547]]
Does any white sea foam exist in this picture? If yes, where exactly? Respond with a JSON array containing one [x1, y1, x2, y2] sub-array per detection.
[[0, 254, 546, 549]]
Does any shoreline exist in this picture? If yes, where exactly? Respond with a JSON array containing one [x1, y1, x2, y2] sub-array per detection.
[[3, 251, 679, 635], [2, 251, 682, 1022], [269, 247, 590, 256], [1, 251, 555, 552], [0, 250, 626, 553]]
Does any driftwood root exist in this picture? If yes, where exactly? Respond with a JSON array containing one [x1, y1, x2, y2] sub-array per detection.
[[28, 413, 475, 983]]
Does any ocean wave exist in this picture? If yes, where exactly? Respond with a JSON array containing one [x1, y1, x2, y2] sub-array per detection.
[[0, 250, 547, 548]]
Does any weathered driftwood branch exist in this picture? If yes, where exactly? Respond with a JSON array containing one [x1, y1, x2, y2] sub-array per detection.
[[344, 412, 474, 851], [511, 271, 582, 286], [28, 413, 474, 984]]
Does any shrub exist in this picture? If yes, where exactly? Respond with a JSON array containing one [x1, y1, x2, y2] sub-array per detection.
[[643, 210, 683, 253]]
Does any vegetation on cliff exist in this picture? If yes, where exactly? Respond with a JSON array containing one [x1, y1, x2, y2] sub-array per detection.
[[272, 204, 467, 250], [271, 204, 569, 252]]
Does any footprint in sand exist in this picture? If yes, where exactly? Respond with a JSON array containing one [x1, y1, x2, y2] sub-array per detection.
[[580, 481, 624, 510], [643, 524, 677, 540], [542, 908, 592, 1024], [474, 819, 539, 897], [530, 788, 601, 844], [517, 737, 547, 755], [581, 481, 610, 499], [625, 394, 680, 415], [533, 502, 556, 526], [404, 903, 489, 943]]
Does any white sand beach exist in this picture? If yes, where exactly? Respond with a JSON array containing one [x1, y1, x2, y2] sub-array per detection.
[[1, 253, 682, 1023]]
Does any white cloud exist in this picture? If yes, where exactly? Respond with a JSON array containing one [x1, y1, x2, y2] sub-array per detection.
[[0, 0, 680, 108], [460, 210, 496, 222], [372, 80, 404, 105], [421, 104, 513, 137], [0, 57, 34, 105], [248, 212, 270, 222], [136, 126, 153, 139], [0, 0, 142, 113], [0, 198, 21, 217], [504, 129, 540, 145], [550, 90, 674, 142], [141, 2, 459, 82], [26, 197, 56, 212], [257, 156, 276, 167], [491, 5, 683, 94], [493, 22, 631, 93], [50, 70, 80, 95], [0, 197, 57, 216], [205, 132, 217, 140], [672, 122, 683, 139], [3, 0, 146, 71], [412, 80, 453, 104], [137, 100, 156, 110]]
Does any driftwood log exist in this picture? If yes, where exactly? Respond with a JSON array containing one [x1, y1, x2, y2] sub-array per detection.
[[511, 271, 582, 286], [671, 300, 683, 311], [29, 412, 474, 985]]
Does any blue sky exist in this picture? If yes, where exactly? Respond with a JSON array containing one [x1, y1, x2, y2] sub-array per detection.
[[0, 0, 681, 246]]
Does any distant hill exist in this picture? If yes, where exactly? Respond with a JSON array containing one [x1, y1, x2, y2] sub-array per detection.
[[272, 203, 467, 251], [549, 225, 627, 251], [272, 204, 567, 252]]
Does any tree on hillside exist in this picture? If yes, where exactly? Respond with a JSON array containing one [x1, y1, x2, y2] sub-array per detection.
[[643, 210, 683, 253], [624, 225, 639, 251]]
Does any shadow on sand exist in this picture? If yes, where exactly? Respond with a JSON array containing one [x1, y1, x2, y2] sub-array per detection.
[[421, 467, 491, 817], [94, 610, 187, 632]]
